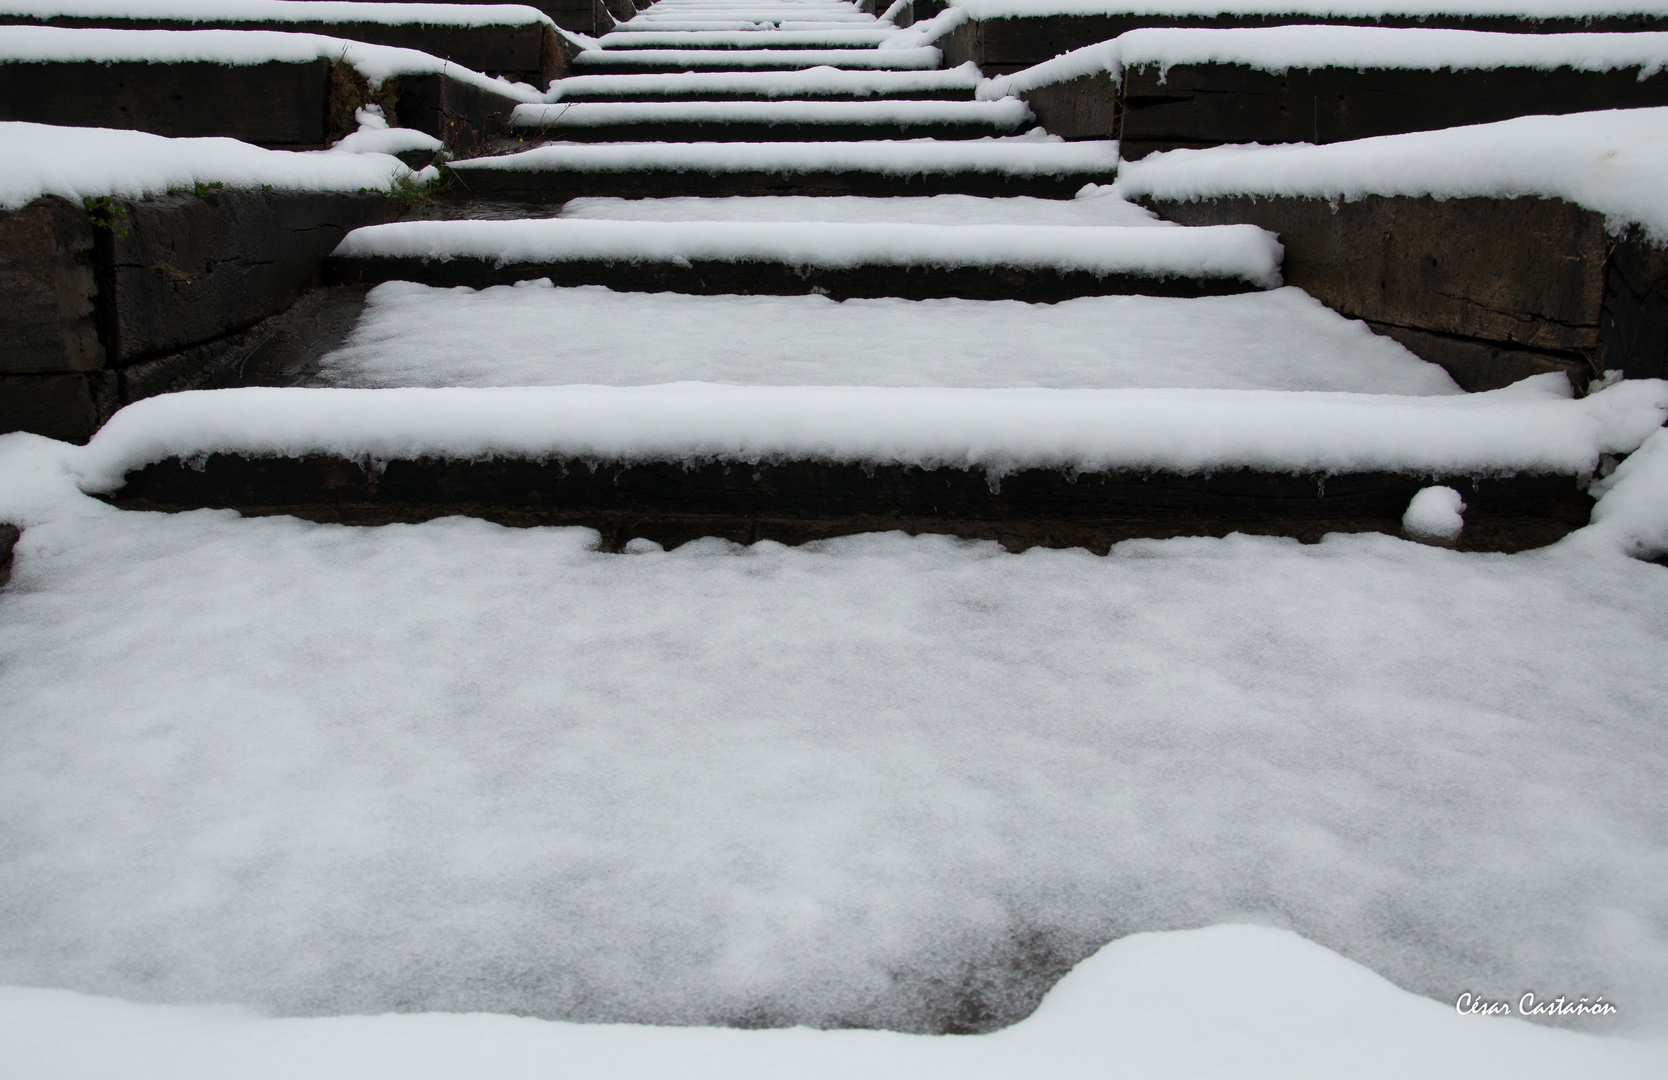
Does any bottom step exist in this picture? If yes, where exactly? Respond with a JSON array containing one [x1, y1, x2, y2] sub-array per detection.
[[78, 379, 1668, 553]]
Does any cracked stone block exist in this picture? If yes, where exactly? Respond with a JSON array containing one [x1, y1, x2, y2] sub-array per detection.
[[0, 196, 102, 375], [97, 189, 404, 365]]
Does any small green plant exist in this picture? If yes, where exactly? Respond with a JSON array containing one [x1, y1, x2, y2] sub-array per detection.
[[82, 195, 130, 237], [193, 180, 225, 197], [390, 168, 452, 208]]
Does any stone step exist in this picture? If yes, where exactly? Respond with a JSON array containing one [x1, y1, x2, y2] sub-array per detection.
[[442, 137, 1118, 198], [324, 216, 1281, 300], [0, 0, 575, 88], [938, 5, 1668, 77], [509, 97, 1033, 141], [547, 64, 983, 101], [85, 378, 1653, 553], [573, 45, 942, 73], [597, 28, 898, 47], [0, 26, 539, 151], [985, 27, 1668, 156]]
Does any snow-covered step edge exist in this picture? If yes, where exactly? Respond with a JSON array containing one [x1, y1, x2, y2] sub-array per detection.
[[596, 29, 901, 47], [547, 63, 985, 100], [978, 26, 1668, 101], [70, 376, 1668, 489], [1110, 107, 1668, 245], [329, 218, 1280, 283], [0, 24, 547, 101], [0, 0, 566, 30], [447, 138, 1120, 175], [511, 98, 1034, 128], [572, 46, 943, 69]]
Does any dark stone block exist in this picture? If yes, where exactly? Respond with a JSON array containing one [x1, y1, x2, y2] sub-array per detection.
[[0, 14, 563, 87], [326, 252, 1262, 301], [0, 370, 117, 443], [97, 189, 403, 365], [0, 196, 102, 374], [0, 58, 332, 145], [107, 454, 1595, 554], [1116, 63, 1668, 158], [1144, 192, 1609, 385], [1598, 231, 1668, 380], [0, 523, 17, 589], [439, 165, 1109, 200], [960, 13, 1668, 76], [1020, 70, 1118, 140], [391, 72, 528, 155]]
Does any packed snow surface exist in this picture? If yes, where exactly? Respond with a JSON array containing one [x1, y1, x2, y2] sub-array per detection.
[[56, 375, 1666, 485], [551, 190, 1174, 224], [1402, 484, 1467, 540], [0, 121, 427, 210], [546, 63, 984, 99], [512, 98, 1033, 128], [0, 25, 546, 98], [0, 0, 558, 28], [446, 136, 1120, 175], [979, 26, 1668, 99], [1582, 426, 1668, 558], [1112, 108, 1668, 242], [572, 46, 944, 68], [3, 927, 1665, 1079], [3, 425, 1668, 1042], [314, 281, 1460, 394], [329, 217, 1284, 285], [597, 28, 900, 46], [946, 0, 1668, 18]]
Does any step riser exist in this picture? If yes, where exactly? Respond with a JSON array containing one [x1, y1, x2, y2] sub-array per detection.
[[574, 60, 921, 74], [324, 256, 1262, 301], [441, 171, 1106, 199], [515, 122, 1025, 141], [108, 455, 1592, 554]]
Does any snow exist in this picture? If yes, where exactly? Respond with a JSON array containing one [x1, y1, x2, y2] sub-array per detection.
[[0, 0, 559, 28], [571, 46, 945, 68], [552, 190, 1174, 224], [978, 25, 1668, 100], [946, 0, 1668, 18], [2, 926, 1665, 1079], [313, 281, 1460, 394], [546, 63, 985, 99], [446, 135, 1120, 176], [1402, 484, 1466, 540], [329, 217, 1283, 285], [52, 375, 1664, 486], [0, 120, 428, 210], [0, 25, 548, 99], [1579, 425, 1668, 558], [3, 420, 1668, 1041], [512, 97, 1033, 129], [1111, 108, 1668, 243], [330, 105, 442, 156], [598, 28, 902, 46]]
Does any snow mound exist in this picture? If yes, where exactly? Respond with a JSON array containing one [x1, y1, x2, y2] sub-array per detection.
[[1111, 108, 1668, 243], [0, 121, 428, 210], [1402, 484, 1466, 541], [2, 925, 1663, 1079]]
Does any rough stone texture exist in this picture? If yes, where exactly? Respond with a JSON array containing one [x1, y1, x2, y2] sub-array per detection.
[[96, 189, 403, 365], [1598, 231, 1668, 380], [0, 58, 333, 145], [1144, 193, 1610, 390], [0, 196, 102, 375], [1019, 70, 1117, 140], [0, 371, 117, 443], [949, 13, 1668, 77], [0, 523, 17, 589], [391, 72, 527, 155], [1116, 63, 1668, 159], [0, 14, 562, 87], [108, 455, 1594, 554], [326, 252, 1263, 301]]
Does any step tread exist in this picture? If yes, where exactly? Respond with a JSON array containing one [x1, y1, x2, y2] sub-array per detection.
[[449, 138, 1120, 176], [572, 46, 943, 71], [549, 64, 984, 101]]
